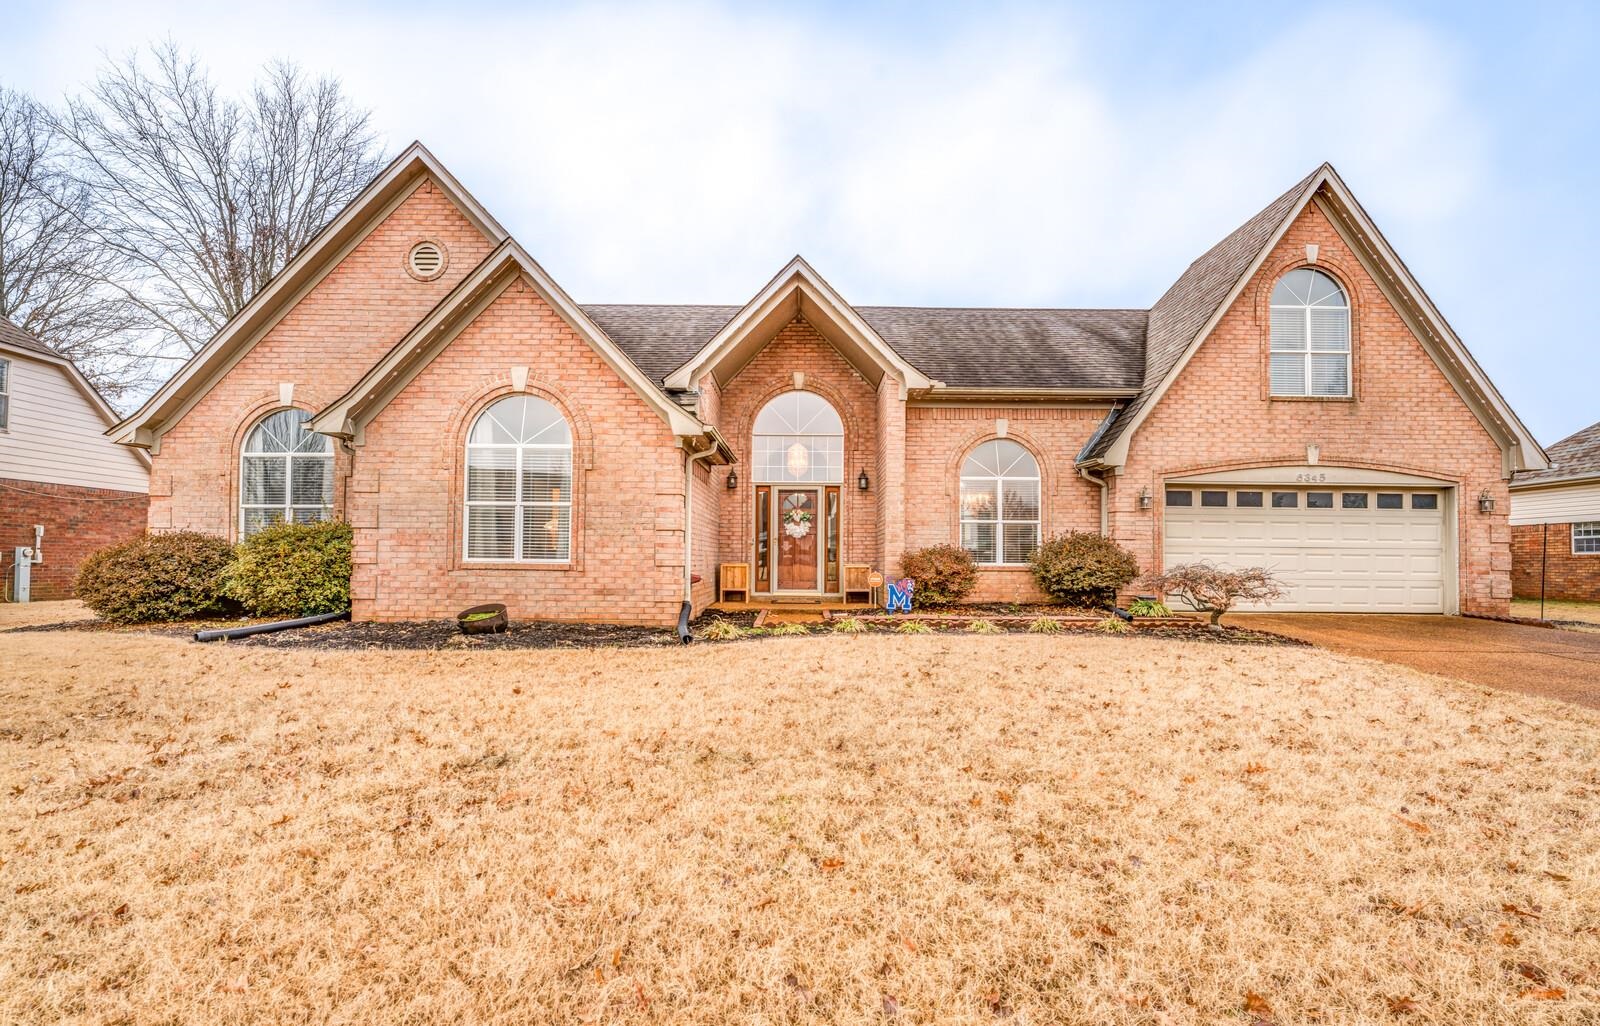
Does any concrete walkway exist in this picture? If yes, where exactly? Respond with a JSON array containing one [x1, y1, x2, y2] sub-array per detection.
[[1239, 613, 1600, 710]]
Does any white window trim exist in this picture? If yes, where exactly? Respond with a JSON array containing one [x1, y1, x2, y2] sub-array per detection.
[[1269, 274, 1351, 398], [462, 434, 574, 564], [239, 411, 334, 538], [959, 446, 1042, 566], [1573, 522, 1600, 556], [0, 357, 10, 431]]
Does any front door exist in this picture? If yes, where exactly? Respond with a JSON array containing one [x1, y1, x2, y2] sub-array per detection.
[[776, 488, 820, 591]]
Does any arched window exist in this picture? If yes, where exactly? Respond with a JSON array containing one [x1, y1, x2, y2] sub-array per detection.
[[1269, 268, 1350, 397], [959, 439, 1040, 565], [752, 391, 843, 483], [464, 395, 572, 562], [240, 408, 333, 537]]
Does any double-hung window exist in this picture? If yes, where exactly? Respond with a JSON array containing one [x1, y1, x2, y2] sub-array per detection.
[[0, 357, 10, 429], [465, 395, 573, 562], [1574, 522, 1600, 555], [959, 440, 1041, 565], [1270, 268, 1350, 397]]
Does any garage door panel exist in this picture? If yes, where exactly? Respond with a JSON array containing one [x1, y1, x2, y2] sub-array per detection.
[[1165, 485, 1447, 613]]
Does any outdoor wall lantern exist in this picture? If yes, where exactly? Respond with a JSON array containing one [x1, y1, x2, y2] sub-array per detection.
[[1139, 487, 1153, 510], [726, 468, 738, 490], [858, 469, 871, 491], [1478, 491, 1496, 513]]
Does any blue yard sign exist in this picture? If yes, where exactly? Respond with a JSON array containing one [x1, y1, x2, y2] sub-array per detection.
[[885, 577, 914, 613]]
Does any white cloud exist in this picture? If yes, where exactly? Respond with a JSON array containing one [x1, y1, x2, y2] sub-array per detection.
[[7, 1, 1487, 309]]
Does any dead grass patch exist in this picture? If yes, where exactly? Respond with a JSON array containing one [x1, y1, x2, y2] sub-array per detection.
[[2, 628, 1598, 1024]]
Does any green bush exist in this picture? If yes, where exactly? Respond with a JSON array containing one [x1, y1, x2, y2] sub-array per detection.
[[898, 544, 978, 606], [222, 520, 352, 618], [75, 531, 236, 623], [1028, 531, 1141, 607]]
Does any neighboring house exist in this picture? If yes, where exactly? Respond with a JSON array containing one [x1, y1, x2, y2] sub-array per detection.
[[1509, 421, 1600, 601], [107, 144, 1544, 624], [1, 319, 150, 601]]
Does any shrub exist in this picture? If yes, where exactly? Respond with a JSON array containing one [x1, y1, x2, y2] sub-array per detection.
[[897, 545, 978, 607], [1026, 616, 1063, 634], [1140, 562, 1286, 629], [896, 619, 933, 634], [698, 619, 746, 641], [222, 520, 352, 618], [1028, 531, 1140, 607], [1095, 615, 1130, 634], [768, 621, 809, 637], [1128, 598, 1173, 618], [966, 618, 1001, 635], [831, 616, 868, 634], [75, 531, 235, 623]]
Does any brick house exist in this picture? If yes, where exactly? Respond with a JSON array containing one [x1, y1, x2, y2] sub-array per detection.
[[1509, 421, 1600, 602], [2, 319, 150, 601], [108, 145, 1545, 623]]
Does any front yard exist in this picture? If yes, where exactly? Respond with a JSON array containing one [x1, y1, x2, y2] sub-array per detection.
[[2, 614, 1597, 1023]]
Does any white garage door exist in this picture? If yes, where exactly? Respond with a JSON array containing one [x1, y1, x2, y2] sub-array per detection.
[[1163, 485, 1448, 613]]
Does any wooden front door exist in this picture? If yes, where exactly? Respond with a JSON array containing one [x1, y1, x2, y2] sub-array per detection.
[[776, 488, 820, 591]]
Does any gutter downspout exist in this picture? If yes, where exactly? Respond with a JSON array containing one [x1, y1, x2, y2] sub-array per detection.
[[1078, 465, 1109, 535], [681, 438, 720, 642]]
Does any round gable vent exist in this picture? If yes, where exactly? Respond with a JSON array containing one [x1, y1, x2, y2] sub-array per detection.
[[406, 240, 447, 281]]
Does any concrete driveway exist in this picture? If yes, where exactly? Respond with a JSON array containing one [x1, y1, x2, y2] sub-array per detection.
[[1238, 613, 1600, 710]]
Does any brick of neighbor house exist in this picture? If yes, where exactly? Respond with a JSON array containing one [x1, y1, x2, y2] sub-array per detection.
[[1511, 524, 1600, 602], [109, 148, 1542, 624], [1507, 420, 1600, 603]]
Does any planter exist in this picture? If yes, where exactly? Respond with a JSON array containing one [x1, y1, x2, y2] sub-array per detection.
[[457, 603, 509, 635]]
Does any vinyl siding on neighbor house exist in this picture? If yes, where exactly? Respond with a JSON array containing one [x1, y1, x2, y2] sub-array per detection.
[[0, 352, 148, 494], [1508, 480, 1600, 525]]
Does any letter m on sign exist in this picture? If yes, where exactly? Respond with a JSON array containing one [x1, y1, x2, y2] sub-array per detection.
[[885, 578, 913, 613]]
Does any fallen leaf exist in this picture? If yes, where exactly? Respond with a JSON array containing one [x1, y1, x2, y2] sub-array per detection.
[[899, 935, 918, 953], [1502, 903, 1541, 920], [1496, 924, 1521, 947], [634, 980, 649, 1008], [1244, 762, 1269, 775], [1393, 815, 1430, 835], [1519, 987, 1565, 1000], [881, 994, 900, 1017], [1516, 963, 1547, 984], [1244, 991, 1274, 1016], [819, 858, 844, 872], [1386, 994, 1418, 1015], [495, 791, 530, 808], [1542, 870, 1571, 882]]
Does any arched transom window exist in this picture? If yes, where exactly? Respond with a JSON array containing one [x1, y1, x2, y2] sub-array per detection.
[[752, 391, 843, 483], [465, 395, 573, 562], [240, 408, 333, 537], [1269, 268, 1350, 397], [959, 439, 1040, 565]]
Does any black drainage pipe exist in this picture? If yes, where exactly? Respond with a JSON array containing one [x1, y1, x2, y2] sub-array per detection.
[[194, 610, 349, 643], [677, 601, 693, 644]]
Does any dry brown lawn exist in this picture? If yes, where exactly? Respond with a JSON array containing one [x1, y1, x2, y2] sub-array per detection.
[[1512, 597, 1600, 630], [2, 613, 1598, 1024]]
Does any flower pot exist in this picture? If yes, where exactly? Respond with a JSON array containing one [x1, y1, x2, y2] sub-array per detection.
[[457, 602, 509, 635]]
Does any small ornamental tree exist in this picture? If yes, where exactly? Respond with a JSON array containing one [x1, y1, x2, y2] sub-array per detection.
[[1141, 562, 1286, 629], [898, 545, 978, 606], [1028, 531, 1140, 607]]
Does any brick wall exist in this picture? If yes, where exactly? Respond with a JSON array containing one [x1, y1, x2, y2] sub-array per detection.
[[148, 178, 495, 540], [349, 278, 689, 625], [1511, 523, 1600, 602], [710, 317, 880, 588], [1, 478, 148, 600], [904, 405, 1105, 602], [1110, 201, 1512, 615]]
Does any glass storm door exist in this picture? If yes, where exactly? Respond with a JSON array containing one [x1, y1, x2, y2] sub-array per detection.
[[776, 488, 820, 591]]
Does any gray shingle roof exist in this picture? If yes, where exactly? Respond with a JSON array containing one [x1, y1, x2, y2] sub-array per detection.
[[1080, 166, 1324, 462], [583, 303, 1148, 392], [1512, 421, 1600, 486], [0, 317, 56, 358]]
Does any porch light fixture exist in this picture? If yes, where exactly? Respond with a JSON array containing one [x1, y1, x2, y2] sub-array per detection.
[[858, 469, 870, 491], [1478, 491, 1495, 514], [785, 442, 810, 478], [726, 468, 738, 490], [1139, 487, 1152, 510]]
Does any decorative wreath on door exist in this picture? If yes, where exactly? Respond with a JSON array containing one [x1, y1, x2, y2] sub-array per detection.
[[782, 507, 814, 539]]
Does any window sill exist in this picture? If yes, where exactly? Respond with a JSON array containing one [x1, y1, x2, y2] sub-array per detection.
[[1268, 395, 1355, 403], [458, 560, 574, 571], [975, 564, 1033, 572]]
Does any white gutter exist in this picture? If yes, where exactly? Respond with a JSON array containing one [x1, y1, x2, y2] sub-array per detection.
[[683, 439, 720, 603], [1078, 466, 1109, 534]]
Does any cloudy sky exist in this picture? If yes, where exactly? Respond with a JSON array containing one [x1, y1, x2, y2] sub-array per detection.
[[2, 0, 1595, 443]]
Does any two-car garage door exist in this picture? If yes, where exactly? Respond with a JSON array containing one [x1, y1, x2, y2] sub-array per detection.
[[1163, 484, 1449, 613]]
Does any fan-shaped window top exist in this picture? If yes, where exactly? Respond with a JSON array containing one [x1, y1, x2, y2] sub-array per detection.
[[752, 391, 843, 483], [1270, 268, 1350, 397], [959, 439, 1041, 565], [464, 395, 572, 562], [240, 409, 333, 537]]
